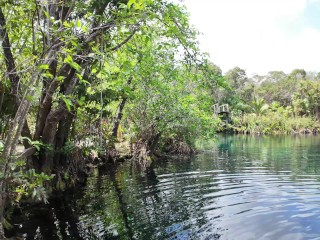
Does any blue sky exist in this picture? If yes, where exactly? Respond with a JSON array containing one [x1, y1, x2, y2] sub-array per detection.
[[180, 0, 320, 76], [305, 1, 320, 29]]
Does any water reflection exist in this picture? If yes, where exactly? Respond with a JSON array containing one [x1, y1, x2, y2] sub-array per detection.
[[11, 135, 320, 239]]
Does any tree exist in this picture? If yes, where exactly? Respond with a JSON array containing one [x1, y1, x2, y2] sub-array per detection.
[[250, 98, 269, 116], [293, 80, 320, 119], [265, 71, 287, 83], [225, 67, 248, 90], [289, 69, 306, 80], [0, 0, 206, 171], [0, 1, 223, 236]]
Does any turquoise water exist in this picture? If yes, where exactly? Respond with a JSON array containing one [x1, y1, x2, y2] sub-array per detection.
[[12, 135, 320, 239]]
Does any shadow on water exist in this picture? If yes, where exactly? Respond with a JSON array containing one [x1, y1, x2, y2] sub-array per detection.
[[8, 134, 320, 239], [7, 183, 85, 239]]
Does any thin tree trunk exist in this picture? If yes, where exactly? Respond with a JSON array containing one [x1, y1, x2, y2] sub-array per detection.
[[112, 98, 128, 138], [0, 7, 32, 150], [1, 117, 9, 139], [0, 89, 4, 115], [0, 98, 31, 238], [112, 77, 132, 138], [316, 105, 320, 120], [0, 181, 6, 239]]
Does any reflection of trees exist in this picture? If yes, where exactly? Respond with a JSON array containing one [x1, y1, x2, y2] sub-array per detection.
[[10, 135, 320, 239], [9, 186, 85, 239], [65, 135, 320, 239], [76, 166, 131, 239], [75, 157, 221, 239], [214, 134, 320, 175], [113, 158, 222, 239]]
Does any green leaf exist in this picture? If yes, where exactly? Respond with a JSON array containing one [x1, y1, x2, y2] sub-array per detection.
[[25, 95, 33, 102], [91, 68, 98, 74], [76, 73, 90, 85], [42, 72, 54, 78], [76, 73, 83, 80], [86, 86, 94, 95], [38, 64, 49, 70], [61, 95, 73, 111], [63, 21, 72, 28], [64, 55, 81, 72], [57, 76, 65, 82], [77, 97, 85, 106], [127, 0, 136, 8]]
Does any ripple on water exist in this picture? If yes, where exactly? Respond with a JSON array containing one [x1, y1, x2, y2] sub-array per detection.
[[12, 135, 320, 240], [137, 160, 320, 239]]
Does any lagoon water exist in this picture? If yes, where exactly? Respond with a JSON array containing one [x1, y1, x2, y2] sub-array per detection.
[[13, 135, 320, 239]]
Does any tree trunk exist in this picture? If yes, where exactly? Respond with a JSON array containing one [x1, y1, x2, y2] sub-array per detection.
[[39, 102, 68, 172], [0, 7, 32, 150], [0, 89, 4, 115], [0, 181, 6, 239], [112, 77, 132, 138], [315, 105, 320, 120], [148, 132, 161, 154], [53, 112, 74, 167], [112, 98, 128, 139]]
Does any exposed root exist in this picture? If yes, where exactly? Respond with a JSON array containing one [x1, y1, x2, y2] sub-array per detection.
[[163, 138, 195, 155], [130, 125, 161, 163], [299, 128, 312, 134], [54, 146, 87, 190], [131, 140, 151, 164]]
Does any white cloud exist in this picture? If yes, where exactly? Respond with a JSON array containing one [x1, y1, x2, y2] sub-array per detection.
[[181, 0, 320, 76]]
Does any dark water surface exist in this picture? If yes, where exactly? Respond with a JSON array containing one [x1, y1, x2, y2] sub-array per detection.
[[12, 135, 320, 239]]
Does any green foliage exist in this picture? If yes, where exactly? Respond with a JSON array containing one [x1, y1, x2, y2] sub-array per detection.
[[122, 43, 220, 148], [68, 1, 223, 151], [64, 55, 81, 73], [223, 66, 320, 134], [20, 137, 42, 151], [292, 80, 320, 118], [232, 101, 320, 135], [14, 169, 54, 203], [60, 141, 76, 155], [289, 68, 306, 80], [250, 98, 269, 116], [19, 137, 53, 155], [5, 160, 54, 203], [225, 67, 248, 90], [0, 141, 3, 154]]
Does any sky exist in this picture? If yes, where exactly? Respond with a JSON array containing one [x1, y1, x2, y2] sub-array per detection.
[[180, 0, 320, 76]]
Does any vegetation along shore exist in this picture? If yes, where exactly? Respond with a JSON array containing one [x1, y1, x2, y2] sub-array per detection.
[[0, 0, 319, 238]]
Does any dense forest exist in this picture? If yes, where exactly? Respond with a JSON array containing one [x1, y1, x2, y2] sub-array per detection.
[[0, 0, 320, 238], [218, 67, 320, 134]]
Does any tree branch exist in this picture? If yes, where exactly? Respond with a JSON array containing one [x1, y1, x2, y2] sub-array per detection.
[[110, 26, 138, 51]]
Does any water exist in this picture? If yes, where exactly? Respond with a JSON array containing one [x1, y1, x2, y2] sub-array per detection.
[[11, 135, 320, 239]]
